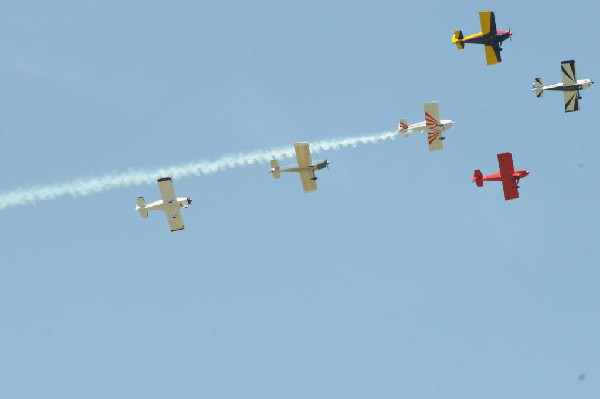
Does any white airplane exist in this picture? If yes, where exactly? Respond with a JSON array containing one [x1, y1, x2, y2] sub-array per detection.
[[532, 60, 594, 112], [270, 142, 329, 193], [136, 177, 192, 232], [396, 101, 455, 151]]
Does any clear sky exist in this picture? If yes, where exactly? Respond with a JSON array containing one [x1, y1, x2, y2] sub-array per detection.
[[1, 1, 599, 398]]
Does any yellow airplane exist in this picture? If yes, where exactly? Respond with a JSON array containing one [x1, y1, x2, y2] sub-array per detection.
[[451, 11, 512, 66]]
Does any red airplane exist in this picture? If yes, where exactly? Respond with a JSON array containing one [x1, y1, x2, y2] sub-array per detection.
[[472, 152, 529, 200]]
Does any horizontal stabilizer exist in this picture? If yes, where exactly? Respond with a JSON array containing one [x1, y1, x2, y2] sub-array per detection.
[[472, 170, 483, 187], [398, 118, 408, 131], [451, 30, 464, 49], [398, 119, 410, 137], [532, 78, 544, 97], [270, 159, 281, 179], [136, 197, 148, 218]]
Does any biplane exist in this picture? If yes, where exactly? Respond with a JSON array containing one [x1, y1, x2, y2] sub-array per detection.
[[451, 11, 512, 66], [472, 153, 529, 201], [270, 142, 329, 193], [136, 177, 192, 232], [532, 60, 594, 112], [396, 101, 455, 151]]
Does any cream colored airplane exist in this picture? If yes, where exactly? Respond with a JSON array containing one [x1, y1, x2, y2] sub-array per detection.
[[136, 177, 192, 232], [396, 101, 455, 151], [270, 142, 329, 193]]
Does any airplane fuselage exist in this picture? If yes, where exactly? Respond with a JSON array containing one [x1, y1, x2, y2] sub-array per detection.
[[541, 79, 594, 92], [480, 169, 529, 182], [139, 197, 192, 212], [462, 30, 511, 46], [398, 119, 454, 136], [278, 160, 328, 174]]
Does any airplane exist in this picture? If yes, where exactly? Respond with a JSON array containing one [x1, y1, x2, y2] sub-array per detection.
[[396, 101, 455, 151], [532, 60, 594, 112], [270, 142, 329, 193], [136, 177, 192, 232], [472, 152, 529, 201], [451, 11, 512, 66]]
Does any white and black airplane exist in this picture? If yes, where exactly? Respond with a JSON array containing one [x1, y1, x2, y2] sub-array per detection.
[[136, 177, 192, 232], [532, 60, 594, 112], [270, 142, 329, 193]]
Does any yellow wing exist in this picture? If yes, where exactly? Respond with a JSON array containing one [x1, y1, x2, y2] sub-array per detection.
[[484, 44, 501, 65], [294, 142, 313, 168], [479, 11, 497, 36], [299, 170, 317, 193]]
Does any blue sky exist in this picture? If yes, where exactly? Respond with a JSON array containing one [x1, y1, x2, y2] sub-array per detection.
[[1, 1, 599, 398]]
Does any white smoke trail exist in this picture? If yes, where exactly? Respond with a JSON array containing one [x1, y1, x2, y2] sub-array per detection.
[[0, 130, 399, 210]]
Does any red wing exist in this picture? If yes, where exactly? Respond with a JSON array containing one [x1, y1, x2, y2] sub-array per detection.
[[497, 152, 515, 178], [501, 178, 519, 201]]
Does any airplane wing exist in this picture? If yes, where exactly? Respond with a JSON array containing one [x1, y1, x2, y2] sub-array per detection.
[[299, 170, 317, 193], [294, 142, 313, 168], [500, 178, 519, 200], [561, 60, 580, 112], [564, 90, 580, 112], [424, 101, 443, 151], [427, 129, 444, 151], [479, 11, 497, 36], [497, 152, 515, 177], [561, 60, 577, 86], [497, 152, 518, 200], [484, 43, 502, 65], [157, 177, 177, 205], [294, 143, 317, 192], [157, 177, 185, 231], [165, 208, 185, 232], [424, 101, 440, 129]]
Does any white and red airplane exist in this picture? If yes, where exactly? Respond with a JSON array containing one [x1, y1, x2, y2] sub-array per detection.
[[396, 101, 455, 151]]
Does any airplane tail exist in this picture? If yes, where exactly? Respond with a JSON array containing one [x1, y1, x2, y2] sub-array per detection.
[[472, 170, 484, 187], [136, 197, 148, 218], [397, 119, 410, 137], [532, 78, 544, 97], [451, 30, 464, 49], [270, 160, 281, 179]]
